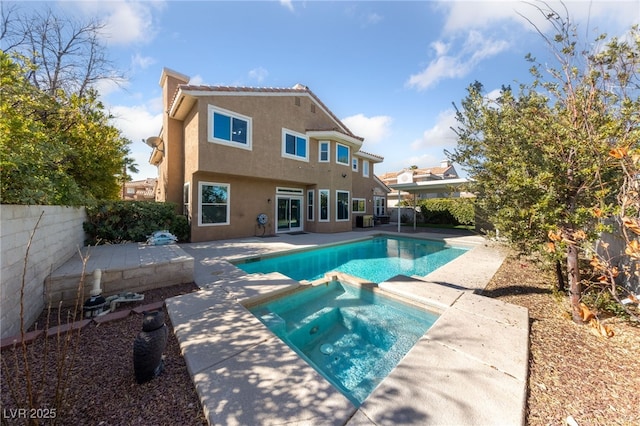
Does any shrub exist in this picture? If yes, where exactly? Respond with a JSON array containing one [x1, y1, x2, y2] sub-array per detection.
[[419, 198, 475, 226], [84, 201, 190, 245]]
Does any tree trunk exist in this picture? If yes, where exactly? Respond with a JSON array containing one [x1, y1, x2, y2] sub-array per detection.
[[555, 259, 565, 292], [566, 243, 582, 323]]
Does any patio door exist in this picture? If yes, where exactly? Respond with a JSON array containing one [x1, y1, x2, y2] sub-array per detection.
[[277, 196, 302, 232]]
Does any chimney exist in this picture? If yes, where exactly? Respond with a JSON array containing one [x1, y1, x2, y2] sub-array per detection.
[[159, 68, 190, 111], [440, 159, 451, 169]]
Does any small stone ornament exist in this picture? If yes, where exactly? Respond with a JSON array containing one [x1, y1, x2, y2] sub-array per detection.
[[133, 310, 168, 384]]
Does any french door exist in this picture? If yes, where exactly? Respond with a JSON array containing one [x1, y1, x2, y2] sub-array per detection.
[[277, 196, 303, 232]]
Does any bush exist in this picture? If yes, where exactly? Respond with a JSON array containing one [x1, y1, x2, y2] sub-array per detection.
[[419, 198, 475, 226], [84, 201, 190, 244]]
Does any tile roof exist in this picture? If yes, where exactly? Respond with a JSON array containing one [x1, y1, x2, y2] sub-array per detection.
[[172, 83, 359, 139], [356, 149, 384, 160], [379, 165, 457, 182]]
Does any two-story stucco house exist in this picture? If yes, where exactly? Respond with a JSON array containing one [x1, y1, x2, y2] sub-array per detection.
[[148, 68, 387, 242]]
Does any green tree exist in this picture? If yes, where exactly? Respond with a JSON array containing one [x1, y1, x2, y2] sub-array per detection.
[[0, 52, 131, 205], [447, 8, 639, 322]]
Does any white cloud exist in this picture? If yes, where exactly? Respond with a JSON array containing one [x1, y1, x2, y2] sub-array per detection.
[[109, 101, 163, 179], [438, 0, 639, 36], [68, 1, 165, 46], [248, 67, 269, 83], [342, 114, 393, 145], [280, 0, 294, 12], [431, 40, 450, 56], [365, 12, 383, 26], [407, 153, 441, 169], [95, 75, 129, 98], [437, 1, 526, 34], [188, 74, 205, 85], [410, 109, 458, 151], [485, 88, 502, 102], [407, 31, 509, 91], [131, 53, 156, 70]]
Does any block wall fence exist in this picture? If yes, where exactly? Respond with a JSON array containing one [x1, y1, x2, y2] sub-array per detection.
[[1, 205, 86, 339]]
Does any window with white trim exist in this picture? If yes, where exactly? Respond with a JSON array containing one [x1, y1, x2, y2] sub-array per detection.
[[319, 141, 329, 162], [336, 143, 349, 165], [352, 158, 358, 172], [363, 160, 370, 177], [307, 190, 314, 221], [374, 196, 385, 216], [208, 105, 252, 149], [319, 189, 329, 221], [352, 198, 365, 213], [199, 182, 230, 226], [183, 182, 190, 217], [282, 129, 308, 161], [336, 190, 349, 221]]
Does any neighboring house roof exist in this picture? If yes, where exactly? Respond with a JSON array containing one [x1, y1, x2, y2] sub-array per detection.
[[379, 162, 459, 184], [387, 178, 470, 194], [168, 82, 360, 142], [123, 178, 157, 200]]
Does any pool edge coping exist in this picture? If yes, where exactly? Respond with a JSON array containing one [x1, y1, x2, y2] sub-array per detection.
[[169, 231, 528, 425]]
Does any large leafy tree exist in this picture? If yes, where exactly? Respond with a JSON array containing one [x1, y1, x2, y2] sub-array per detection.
[[448, 7, 639, 322], [0, 51, 131, 204], [1, 4, 135, 205]]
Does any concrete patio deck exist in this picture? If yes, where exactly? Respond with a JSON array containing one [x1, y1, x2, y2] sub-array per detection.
[[166, 228, 529, 425]]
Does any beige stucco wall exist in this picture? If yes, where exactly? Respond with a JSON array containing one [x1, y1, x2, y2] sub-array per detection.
[[187, 173, 363, 242], [192, 94, 353, 183], [157, 69, 386, 241]]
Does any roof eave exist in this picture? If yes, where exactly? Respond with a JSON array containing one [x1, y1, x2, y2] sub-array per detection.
[[306, 130, 363, 149]]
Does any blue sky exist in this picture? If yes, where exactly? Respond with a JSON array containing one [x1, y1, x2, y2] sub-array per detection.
[[19, 1, 640, 180]]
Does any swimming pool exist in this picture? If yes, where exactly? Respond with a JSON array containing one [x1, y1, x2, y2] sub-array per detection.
[[235, 235, 468, 283], [248, 280, 438, 406]]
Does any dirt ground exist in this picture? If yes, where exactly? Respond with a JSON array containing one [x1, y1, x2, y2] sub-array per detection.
[[2, 252, 639, 425], [481, 254, 640, 426]]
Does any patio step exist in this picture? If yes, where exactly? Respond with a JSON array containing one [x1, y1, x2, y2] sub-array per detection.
[[45, 244, 194, 307]]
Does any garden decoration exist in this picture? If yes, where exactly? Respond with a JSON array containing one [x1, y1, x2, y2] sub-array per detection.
[[133, 310, 168, 384]]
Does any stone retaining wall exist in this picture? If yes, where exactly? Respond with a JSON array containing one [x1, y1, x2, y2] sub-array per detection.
[[44, 246, 194, 308]]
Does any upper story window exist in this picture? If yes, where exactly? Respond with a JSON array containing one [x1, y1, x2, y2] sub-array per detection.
[[282, 129, 308, 161], [363, 160, 370, 177], [336, 143, 349, 166], [319, 141, 329, 162], [208, 105, 252, 150], [352, 158, 358, 172]]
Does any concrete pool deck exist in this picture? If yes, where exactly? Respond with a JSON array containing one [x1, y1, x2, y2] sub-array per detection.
[[166, 229, 529, 425]]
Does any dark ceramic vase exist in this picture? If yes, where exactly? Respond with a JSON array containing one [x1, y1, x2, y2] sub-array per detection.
[[133, 311, 168, 384]]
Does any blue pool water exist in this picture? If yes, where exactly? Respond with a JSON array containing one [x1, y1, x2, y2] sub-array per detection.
[[249, 280, 438, 406], [236, 236, 468, 283]]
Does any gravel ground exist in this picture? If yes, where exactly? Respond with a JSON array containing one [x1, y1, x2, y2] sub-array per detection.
[[2, 253, 639, 425]]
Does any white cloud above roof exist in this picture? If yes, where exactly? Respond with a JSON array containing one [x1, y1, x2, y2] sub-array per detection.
[[342, 114, 393, 145], [410, 109, 458, 151], [406, 31, 510, 91], [248, 67, 269, 83]]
